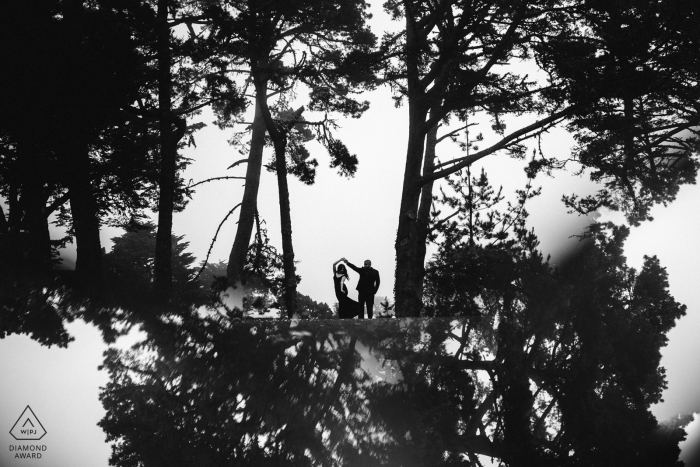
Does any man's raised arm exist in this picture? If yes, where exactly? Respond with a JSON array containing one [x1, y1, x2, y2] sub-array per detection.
[[343, 258, 362, 273]]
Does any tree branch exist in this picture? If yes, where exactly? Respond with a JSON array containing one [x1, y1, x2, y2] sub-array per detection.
[[227, 159, 249, 170], [436, 123, 477, 144], [417, 106, 575, 187], [188, 176, 246, 190], [193, 203, 242, 281], [45, 191, 71, 217]]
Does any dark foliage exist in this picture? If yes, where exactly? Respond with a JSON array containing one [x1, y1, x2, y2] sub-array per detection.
[[103, 221, 203, 308], [99, 312, 690, 467], [423, 171, 689, 465]]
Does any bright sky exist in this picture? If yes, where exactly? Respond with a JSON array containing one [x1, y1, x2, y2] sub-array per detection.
[[2, 3, 700, 466]]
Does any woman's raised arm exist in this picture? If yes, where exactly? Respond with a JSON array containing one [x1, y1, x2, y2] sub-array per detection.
[[332, 258, 342, 274]]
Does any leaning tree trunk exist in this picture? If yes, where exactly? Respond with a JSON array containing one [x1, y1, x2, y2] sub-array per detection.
[[227, 98, 267, 287], [153, 0, 176, 302], [253, 80, 298, 318], [67, 144, 103, 295]]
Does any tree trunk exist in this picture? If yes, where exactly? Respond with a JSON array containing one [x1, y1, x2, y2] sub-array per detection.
[[21, 171, 52, 283], [2, 177, 25, 283], [153, 0, 176, 302], [67, 144, 103, 295], [497, 294, 539, 467], [272, 136, 298, 319], [253, 78, 298, 318], [394, 132, 429, 318], [394, 10, 432, 318], [0, 204, 7, 234], [227, 98, 267, 286]]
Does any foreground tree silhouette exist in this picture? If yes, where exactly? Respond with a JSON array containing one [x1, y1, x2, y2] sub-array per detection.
[[0, 0, 144, 294]]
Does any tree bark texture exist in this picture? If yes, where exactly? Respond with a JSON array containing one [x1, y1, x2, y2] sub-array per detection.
[[227, 98, 267, 286], [394, 126, 430, 317]]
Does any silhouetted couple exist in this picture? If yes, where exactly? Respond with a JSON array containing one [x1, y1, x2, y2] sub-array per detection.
[[333, 258, 380, 319]]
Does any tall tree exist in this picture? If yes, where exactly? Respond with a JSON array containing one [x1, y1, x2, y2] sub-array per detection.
[[119, 0, 244, 302], [59, 0, 146, 294], [225, 102, 267, 290], [152, 0, 181, 300], [383, 0, 700, 317]]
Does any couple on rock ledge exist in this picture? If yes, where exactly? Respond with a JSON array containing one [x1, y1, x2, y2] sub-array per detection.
[[333, 258, 380, 319]]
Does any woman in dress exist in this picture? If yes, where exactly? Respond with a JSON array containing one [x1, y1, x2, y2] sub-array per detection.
[[333, 259, 359, 319]]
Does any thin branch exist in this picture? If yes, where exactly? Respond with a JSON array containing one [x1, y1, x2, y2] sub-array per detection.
[[188, 176, 246, 189], [436, 123, 477, 144], [533, 394, 558, 433], [633, 122, 697, 156], [429, 208, 461, 232], [168, 14, 210, 27], [193, 203, 242, 281], [174, 99, 216, 116], [227, 159, 249, 170]]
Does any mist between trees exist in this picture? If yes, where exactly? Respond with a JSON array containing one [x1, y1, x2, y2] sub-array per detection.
[[0, 1, 699, 464]]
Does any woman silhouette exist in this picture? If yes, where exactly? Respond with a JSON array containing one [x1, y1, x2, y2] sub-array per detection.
[[333, 259, 360, 319]]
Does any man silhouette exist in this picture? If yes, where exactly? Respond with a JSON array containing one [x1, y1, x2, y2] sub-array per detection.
[[343, 258, 380, 319]]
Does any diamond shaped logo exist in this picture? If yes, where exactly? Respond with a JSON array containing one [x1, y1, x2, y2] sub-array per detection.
[[10, 406, 46, 440]]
